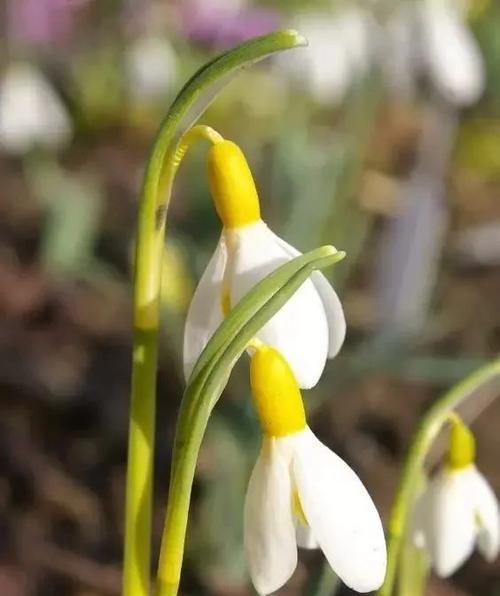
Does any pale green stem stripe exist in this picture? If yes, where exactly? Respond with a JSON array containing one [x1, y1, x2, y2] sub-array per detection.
[[377, 358, 500, 596]]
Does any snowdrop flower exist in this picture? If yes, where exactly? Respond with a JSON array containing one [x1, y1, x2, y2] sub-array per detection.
[[0, 62, 72, 154], [412, 416, 499, 577], [244, 345, 386, 594], [183, 139, 346, 388], [126, 36, 177, 102]]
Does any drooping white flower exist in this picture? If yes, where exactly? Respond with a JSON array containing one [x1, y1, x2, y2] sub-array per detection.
[[244, 345, 387, 594], [419, 0, 484, 105], [385, 0, 484, 105], [126, 36, 177, 102], [412, 417, 499, 577], [183, 140, 346, 389], [279, 7, 374, 104], [0, 62, 72, 154]]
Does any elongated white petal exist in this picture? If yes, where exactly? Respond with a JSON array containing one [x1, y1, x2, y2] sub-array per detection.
[[421, 0, 484, 105], [268, 231, 346, 359], [471, 469, 500, 562], [244, 437, 297, 595], [292, 428, 386, 592], [296, 522, 319, 550], [227, 221, 329, 388], [421, 468, 477, 577], [183, 235, 226, 381]]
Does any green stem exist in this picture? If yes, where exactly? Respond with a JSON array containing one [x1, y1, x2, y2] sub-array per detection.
[[124, 126, 220, 596], [377, 358, 500, 596], [122, 29, 308, 596], [123, 329, 158, 596]]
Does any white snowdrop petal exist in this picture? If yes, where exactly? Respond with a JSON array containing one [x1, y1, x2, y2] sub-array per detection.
[[183, 234, 227, 381], [296, 522, 319, 550], [244, 437, 297, 595], [227, 222, 329, 389], [269, 231, 346, 359], [425, 469, 477, 577], [421, 0, 484, 105], [292, 428, 386, 592], [472, 469, 500, 562]]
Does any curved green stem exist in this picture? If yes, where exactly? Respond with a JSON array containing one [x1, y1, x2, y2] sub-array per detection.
[[124, 126, 220, 596], [377, 358, 500, 596], [123, 30, 306, 596]]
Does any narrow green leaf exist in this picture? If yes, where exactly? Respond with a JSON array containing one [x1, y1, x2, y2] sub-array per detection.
[[156, 247, 344, 595]]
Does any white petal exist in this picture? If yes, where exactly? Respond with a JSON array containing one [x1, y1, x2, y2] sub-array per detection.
[[421, 0, 484, 105], [183, 234, 226, 381], [292, 428, 386, 592], [244, 437, 297, 595], [296, 522, 319, 550], [268, 231, 346, 359], [226, 222, 329, 389], [471, 468, 500, 562], [420, 468, 477, 577]]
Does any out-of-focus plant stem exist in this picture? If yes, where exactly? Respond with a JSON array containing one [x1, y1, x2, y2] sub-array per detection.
[[377, 358, 500, 596]]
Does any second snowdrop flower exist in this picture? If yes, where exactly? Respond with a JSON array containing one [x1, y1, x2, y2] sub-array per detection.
[[183, 139, 346, 388], [244, 345, 386, 594], [412, 416, 500, 577]]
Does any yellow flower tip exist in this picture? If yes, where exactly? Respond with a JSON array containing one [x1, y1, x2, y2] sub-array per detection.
[[447, 414, 476, 470], [250, 345, 306, 437], [207, 140, 261, 229]]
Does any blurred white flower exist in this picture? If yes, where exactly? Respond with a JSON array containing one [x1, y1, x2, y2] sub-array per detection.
[[244, 345, 387, 594], [0, 62, 72, 154], [126, 36, 177, 101], [412, 418, 499, 576], [281, 0, 484, 107], [280, 7, 374, 104], [385, 0, 484, 105], [412, 465, 499, 576], [183, 140, 346, 389]]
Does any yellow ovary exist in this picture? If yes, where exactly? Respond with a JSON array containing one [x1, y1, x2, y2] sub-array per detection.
[[207, 140, 261, 229], [250, 345, 307, 437], [447, 414, 476, 470]]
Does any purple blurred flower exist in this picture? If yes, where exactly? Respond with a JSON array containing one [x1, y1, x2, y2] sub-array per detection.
[[7, 0, 85, 47], [180, 0, 281, 46]]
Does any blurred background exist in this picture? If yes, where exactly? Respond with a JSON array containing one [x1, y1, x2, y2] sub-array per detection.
[[0, 0, 499, 594]]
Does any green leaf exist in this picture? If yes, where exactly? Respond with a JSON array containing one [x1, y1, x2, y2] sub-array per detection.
[[156, 247, 345, 595]]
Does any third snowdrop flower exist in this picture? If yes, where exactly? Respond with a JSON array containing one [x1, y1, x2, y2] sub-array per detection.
[[412, 416, 500, 577], [244, 344, 386, 594], [183, 139, 346, 388], [0, 62, 72, 154]]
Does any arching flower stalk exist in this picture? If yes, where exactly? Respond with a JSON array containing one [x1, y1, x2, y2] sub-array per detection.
[[244, 344, 387, 594], [411, 415, 499, 577], [183, 139, 346, 389]]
